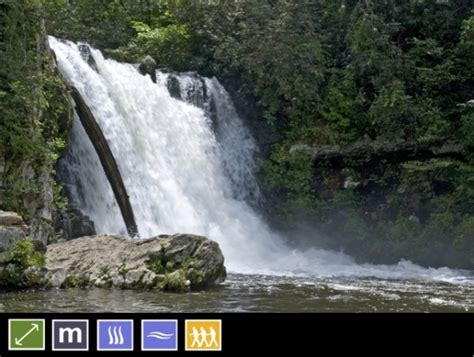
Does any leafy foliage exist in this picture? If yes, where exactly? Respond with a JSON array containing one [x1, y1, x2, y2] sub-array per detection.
[[9, 238, 45, 269], [0, 238, 45, 287], [128, 18, 192, 70], [1, 0, 71, 215]]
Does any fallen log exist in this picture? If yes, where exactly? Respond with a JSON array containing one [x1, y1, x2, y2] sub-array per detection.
[[70, 86, 139, 237]]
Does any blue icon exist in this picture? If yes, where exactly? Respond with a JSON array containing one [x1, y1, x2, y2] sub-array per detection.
[[97, 320, 133, 351], [141, 320, 178, 351]]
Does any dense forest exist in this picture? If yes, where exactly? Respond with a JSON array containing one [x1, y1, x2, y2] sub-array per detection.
[[1, 0, 474, 271]]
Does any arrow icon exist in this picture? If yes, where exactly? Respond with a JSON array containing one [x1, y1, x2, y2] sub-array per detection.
[[9, 319, 45, 350], [14, 323, 40, 346]]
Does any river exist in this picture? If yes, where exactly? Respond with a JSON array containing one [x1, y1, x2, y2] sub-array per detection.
[[1, 273, 473, 312]]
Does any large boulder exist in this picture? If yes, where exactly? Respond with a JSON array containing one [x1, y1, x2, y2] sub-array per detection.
[[45, 234, 226, 291]]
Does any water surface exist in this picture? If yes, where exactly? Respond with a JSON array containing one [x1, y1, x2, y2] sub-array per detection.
[[1, 274, 472, 312]]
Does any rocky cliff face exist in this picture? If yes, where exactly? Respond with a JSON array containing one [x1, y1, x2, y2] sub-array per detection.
[[264, 136, 474, 269], [19, 22, 71, 248], [0, 2, 74, 247]]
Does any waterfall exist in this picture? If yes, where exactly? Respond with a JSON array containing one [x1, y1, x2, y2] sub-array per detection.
[[51, 37, 471, 281], [158, 72, 261, 204], [52, 37, 284, 273]]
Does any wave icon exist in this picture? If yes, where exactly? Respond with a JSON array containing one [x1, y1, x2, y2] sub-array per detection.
[[147, 331, 174, 340], [108, 326, 124, 345]]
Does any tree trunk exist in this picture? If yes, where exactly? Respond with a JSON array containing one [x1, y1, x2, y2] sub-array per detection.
[[70, 86, 139, 237]]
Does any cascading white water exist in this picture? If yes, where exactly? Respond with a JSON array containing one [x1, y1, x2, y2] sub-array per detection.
[[158, 72, 261, 204], [51, 37, 473, 282]]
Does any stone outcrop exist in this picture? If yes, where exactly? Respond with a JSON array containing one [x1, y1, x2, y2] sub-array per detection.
[[138, 55, 157, 83], [0, 211, 27, 264], [53, 207, 96, 240], [167, 74, 181, 99], [0, 211, 46, 288], [78, 44, 98, 72], [0, 211, 27, 228], [289, 139, 466, 163], [45, 234, 226, 291]]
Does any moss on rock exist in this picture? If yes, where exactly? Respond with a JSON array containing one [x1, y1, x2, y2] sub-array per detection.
[[45, 234, 226, 292], [0, 238, 46, 288]]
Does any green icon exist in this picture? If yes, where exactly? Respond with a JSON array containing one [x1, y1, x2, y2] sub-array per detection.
[[9, 319, 45, 350]]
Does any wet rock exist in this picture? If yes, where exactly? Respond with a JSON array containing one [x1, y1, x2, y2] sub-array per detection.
[[53, 207, 96, 240], [138, 55, 157, 83], [78, 44, 98, 72], [167, 74, 181, 99], [45, 233, 226, 291], [170, 72, 208, 108]]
